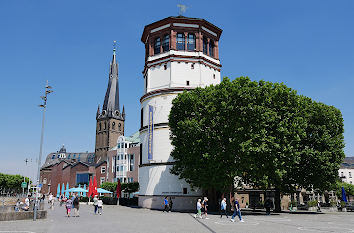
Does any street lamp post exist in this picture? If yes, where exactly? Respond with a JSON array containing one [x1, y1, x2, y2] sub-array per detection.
[[33, 81, 53, 221]]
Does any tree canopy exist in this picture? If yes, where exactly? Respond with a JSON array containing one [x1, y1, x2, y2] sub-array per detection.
[[0, 173, 30, 193], [169, 77, 345, 202]]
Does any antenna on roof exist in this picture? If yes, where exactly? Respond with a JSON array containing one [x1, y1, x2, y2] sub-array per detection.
[[177, 4, 188, 16]]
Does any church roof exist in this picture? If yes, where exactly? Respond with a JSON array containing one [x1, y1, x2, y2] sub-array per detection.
[[97, 46, 124, 120]]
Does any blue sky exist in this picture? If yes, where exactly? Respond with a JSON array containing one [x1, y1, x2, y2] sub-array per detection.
[[1, 0, 353, 180]]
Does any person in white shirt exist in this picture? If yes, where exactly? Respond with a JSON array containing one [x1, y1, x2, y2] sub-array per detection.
[[48, 193, 54, 209], [97, 198, 103, 215]]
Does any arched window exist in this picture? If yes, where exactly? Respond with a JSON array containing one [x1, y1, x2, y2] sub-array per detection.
[[187, 33, 196, 51], [162, 34, 169, 52], [51, 154, 55, 159], [176, 33, 185, 50], [118, 123, 121, 131], [99, 123, 101, 131], [209, 40, 214, 57], [154, 37, 161, 55], [112, 122, 115, 130], [104, 122, 107, 130], [203, 37, 208, 55]]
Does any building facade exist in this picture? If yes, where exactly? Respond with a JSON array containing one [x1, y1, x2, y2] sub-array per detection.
[[139, 16, 222, 211], [339, 157, 354, 184], [107, 132, 140, 183], [39, 145, 99, 196], [95, 46, 125, 164]]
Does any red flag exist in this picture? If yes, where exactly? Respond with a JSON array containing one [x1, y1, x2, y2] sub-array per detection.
[[93, 176, 98, 197], [116, 179, 121, 198], [88, 177, 93, 197]]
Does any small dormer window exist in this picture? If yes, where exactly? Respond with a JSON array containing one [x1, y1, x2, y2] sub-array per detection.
[[177, 33, 185, 50], [187, 33, 196, 51], [52, 155, 55, 159], [154, 37, 161, 55]]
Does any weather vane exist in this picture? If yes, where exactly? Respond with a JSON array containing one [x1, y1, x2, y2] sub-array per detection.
[[177, 4, 188, 16], [113, 40, 117, 52]]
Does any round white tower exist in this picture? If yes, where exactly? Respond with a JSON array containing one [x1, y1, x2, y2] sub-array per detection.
[[139, 16, 222, 211]]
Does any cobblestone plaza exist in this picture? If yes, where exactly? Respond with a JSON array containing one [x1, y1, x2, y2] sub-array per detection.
[[1, 203, 354, 233]]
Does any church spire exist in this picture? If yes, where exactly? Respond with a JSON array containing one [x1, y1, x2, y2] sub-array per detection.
[[102, 41, 120, 116]]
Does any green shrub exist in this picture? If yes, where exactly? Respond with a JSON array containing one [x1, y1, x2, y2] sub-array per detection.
[[307, 200, 317, 207], [341, 201, 346, 208]]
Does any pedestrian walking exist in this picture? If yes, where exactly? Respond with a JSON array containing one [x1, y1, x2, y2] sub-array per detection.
[[65, 196, 73, 217], [163, 196, 169, 212], [169, 197, 173, 212], [73, 195, 80, 217], [93, 195, 99, 214], [48, 193, 54, 210], [97, 198, 103, 215], [194, 199, 202, 219], [231, 198, 244, 222], [202, 197, 209, 219], [220, 198, 228, 218], [317, 201, 321, 212], [264, 198, 273, 215]]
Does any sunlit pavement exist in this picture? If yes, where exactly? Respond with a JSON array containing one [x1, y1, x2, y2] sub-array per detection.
[[1, 202, 354, 233]]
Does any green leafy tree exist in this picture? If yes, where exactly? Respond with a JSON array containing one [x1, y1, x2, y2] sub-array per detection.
[[101, 182, 117, 192], [169, 77, 345, 212]]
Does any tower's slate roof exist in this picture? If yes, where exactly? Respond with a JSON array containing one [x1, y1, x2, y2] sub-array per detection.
[[97, 48, 125, 120], [41, 146, 95, 169]]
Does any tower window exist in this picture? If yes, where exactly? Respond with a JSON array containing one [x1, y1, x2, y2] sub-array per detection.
[[176, 33, 185, 50], [187, 33, 196, 51], [203, 37, 208, 55], [112, 122, 115, 130], [99, 123, 101, 131], [213, 74, 215, 79], [162, 34, 170, 52], [209, 40, 214, 57], [104, 122, 107, 130], [191, 64, 194, 69], [141, 107, 144, 128], [186, 81, 190, 86], [164, 64, 167, 70], [154, 37, 161, 55], [118, 123, 121, 131]]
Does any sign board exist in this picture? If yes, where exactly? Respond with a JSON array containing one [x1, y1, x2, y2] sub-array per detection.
[[21, 182, 27, 188], [148, 105, 154, 160]]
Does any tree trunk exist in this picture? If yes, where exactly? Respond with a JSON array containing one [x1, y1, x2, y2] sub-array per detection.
[[274, 189, 281, 212]]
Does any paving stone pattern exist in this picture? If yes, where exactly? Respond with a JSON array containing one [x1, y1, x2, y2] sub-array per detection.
[[1, 202, 354, 233]]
